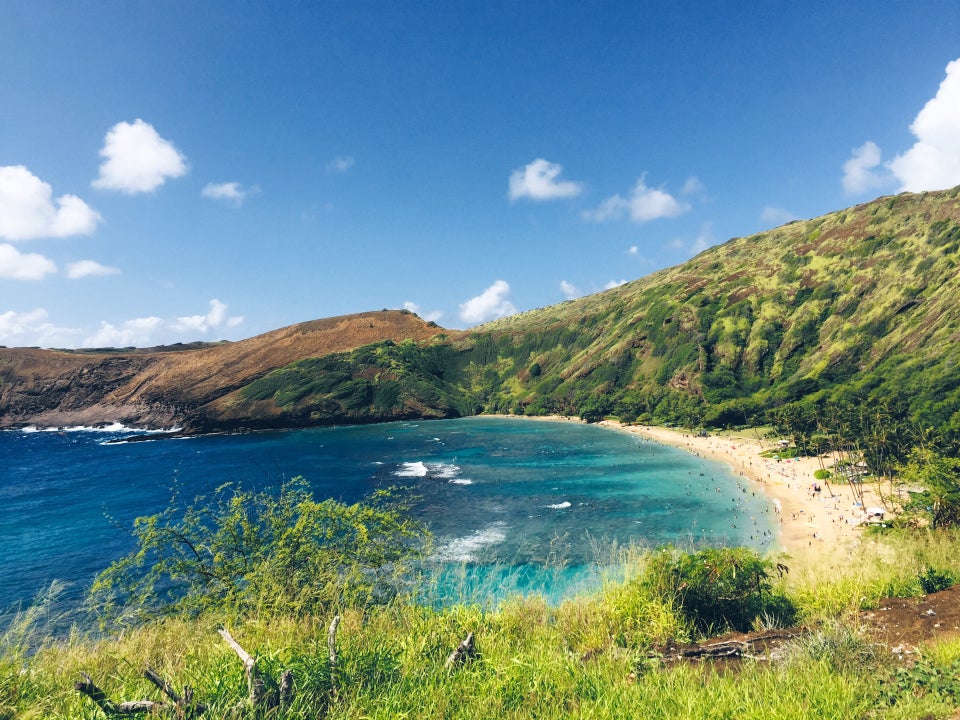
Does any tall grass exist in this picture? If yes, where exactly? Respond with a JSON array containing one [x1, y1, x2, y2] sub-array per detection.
[[789, 529, 960, 620], [5, 531, 960, 718]]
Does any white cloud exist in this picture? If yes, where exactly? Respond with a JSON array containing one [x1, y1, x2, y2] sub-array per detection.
[[691, 222, 714, 254], [560, 280, 580, 299], [66, 260, 121, 279], [604, 279, 628, 290], [628, 245, 639, 255], [0, 309, 80, 347], [666, 222, 715, 258], [842, 141, 889, 195], [326, 156, 355, 174], [681, 176, 706, 197], [760, 206, 799, 227], [889, 58, 960, 192], [584, 175, 690, 223], [93, 119, 188, 194], [403, 301, 443, 323], [202, 182, 258, 206], [82, 299, 243, 348], [508, 158, 583, 201], [84, 316, 164, 348], [0, 244, 57, 280], [0, 300, 245, 349], [171, 299, 243, 334], [583, 195, 629, 223], [0, 166, 101, 241], [459, 280, 517, 324]]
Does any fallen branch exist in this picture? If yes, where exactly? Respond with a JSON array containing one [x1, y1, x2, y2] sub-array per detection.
[[657, 628, 807, 663], [144, 666, 181, 703], [144, 666, 207, 717], [218, 627, 267, 706], [76, 668, 207, 718], [74, 672, 166, 716], [445, 632, 476, 669], [218, 626, 295, 711]]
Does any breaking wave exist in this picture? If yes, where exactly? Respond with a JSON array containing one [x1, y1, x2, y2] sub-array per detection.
[[433, 522, 508, 563], [394, 461, 472, 485], [20, 423, 181, 434]]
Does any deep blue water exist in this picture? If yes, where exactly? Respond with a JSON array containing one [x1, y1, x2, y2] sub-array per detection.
[[0, 417, 775, 610]]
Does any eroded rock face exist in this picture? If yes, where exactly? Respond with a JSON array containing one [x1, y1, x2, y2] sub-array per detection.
[[0, 310, 452, 432], [0, 351, 157, 427]]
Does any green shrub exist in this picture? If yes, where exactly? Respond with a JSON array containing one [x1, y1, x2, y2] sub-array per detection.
[[89, 479, 429, 625], [642, 547, 796, 634], [918, 567, 954, 594]]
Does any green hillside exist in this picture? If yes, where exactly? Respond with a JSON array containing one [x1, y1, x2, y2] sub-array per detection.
[[219, 187, 960, 453]]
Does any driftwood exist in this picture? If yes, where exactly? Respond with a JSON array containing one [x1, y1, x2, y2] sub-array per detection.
[[218, 627, 268, 707], [218, 626, 295, 712], [75, 669, 206, 717], [657, 628, 807, 663], [445, 632, 476, 669], [77, 628, 294, 717]]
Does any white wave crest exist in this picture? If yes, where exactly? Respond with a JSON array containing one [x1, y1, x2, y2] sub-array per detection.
[[547, 501, 572, 509], [395, 461, 429, 478], [431, 463, 461, 479], [20, 423, 181, 434], [433, 522, 507, 562], [393, 461, 468, 484]]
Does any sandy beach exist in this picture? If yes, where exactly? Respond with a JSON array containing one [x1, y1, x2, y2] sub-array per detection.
[[596, 421, 902, 565], [511, 414, 900, 566]]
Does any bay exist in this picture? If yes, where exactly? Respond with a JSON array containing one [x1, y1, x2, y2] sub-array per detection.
[[0, 417, 775, 611]]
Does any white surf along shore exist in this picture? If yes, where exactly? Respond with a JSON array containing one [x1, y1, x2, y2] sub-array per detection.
[[509, 414, 902, 567]]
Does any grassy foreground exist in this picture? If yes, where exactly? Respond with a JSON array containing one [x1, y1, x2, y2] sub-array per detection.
[[4, 531, 960, 719]]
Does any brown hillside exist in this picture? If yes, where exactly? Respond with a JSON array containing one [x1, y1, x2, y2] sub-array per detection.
[[0, 310, 451, 429]]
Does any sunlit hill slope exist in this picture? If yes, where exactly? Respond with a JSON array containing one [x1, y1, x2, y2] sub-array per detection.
[[2, 186, 960, 440]]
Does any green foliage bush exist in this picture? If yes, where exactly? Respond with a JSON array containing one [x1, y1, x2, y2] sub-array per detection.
[[641, 547, 796, 633], [89, 479, 429, 625], [881, 656, 960, 709], [900, 448, 960, 528], [918, 567, 955, 594]]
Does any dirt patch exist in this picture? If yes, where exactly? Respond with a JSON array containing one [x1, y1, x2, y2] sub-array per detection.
[[655, 585, 960, 669], [860, 585, 960, 652], [655, 628, 809, 667]]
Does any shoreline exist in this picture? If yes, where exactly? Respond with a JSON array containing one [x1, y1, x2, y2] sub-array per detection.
[[496, 414, 895, 567], [597, 421, 897, 566], [20, 413, 895, 567]]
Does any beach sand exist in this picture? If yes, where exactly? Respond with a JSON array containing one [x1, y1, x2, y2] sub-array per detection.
[[509, 414, 901, 566], [597, 421, 902, 566]]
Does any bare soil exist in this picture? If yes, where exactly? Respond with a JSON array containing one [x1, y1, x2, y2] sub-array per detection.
[[658, 585, 960, 668]]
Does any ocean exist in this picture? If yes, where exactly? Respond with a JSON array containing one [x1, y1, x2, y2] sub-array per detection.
[[0, 417, 775, 611]]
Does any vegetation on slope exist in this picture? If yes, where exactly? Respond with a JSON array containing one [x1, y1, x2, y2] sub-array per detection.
[[469, 187, 960, 436], [0, 310, 450, 430], [224, 187, 960, 462], [6, 506, 960, 717], [208, 337, 475, 430], [4, 187, 960, 452]]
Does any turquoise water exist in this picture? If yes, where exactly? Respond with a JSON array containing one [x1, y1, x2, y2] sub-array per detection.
[[0, 417, 775, 610]]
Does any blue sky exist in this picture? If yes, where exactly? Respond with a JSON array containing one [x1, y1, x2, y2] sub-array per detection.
[[2, 1, 959, 348]]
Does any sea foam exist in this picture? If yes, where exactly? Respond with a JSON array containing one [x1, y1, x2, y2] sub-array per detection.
[[20, 423, 181, 434], [394, 461, 472, 484], [395, 461, 429, 477], [433, 522, 508, 562]]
